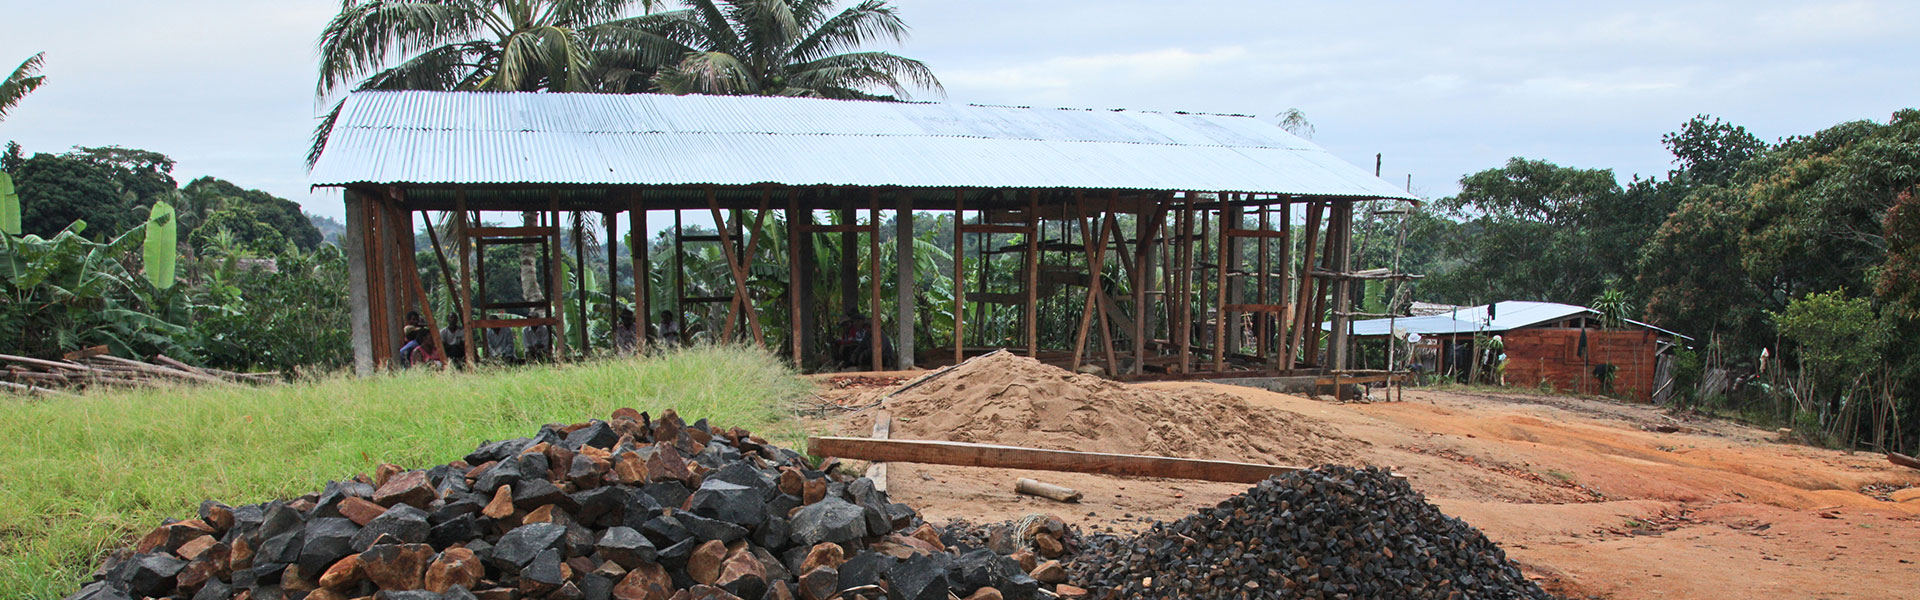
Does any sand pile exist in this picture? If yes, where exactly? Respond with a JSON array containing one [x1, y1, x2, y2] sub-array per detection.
[[879, 353, 1362, 466]]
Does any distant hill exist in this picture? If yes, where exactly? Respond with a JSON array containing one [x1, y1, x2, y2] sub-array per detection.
[[309, 213, 345, 245]]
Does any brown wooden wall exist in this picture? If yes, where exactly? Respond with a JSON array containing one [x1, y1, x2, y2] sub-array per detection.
[[1502, 328, 1660, 402]]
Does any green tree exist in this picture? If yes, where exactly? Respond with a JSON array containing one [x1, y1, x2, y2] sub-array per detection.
[[11, 152, 137, 238], [0, 52, 45, 122], [1662, 114, 1766, 186], [181, 177, 324, 250], [642, 0, 941, 99], [1421, 158, 1625, 304], [190, 207, 290, 256], [311, 0, 672, 162]]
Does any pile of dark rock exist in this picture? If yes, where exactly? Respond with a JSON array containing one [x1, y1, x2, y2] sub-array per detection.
[[1069, 466, 1557, 600], [66, 409, 1050, 600]]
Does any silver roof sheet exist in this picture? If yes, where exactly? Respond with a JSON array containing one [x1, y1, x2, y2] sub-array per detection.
[[308, 90, 1415, 199]]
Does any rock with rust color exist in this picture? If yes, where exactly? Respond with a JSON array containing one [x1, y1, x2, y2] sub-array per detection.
[[645, 445, 693, 484], [800, 478, 826, 505], [199, 501, 237, 534], [318, 553, 365, 589], [375, 463, 403, 487], [1053, 584, 1087, 598], [1007, 551, 1036, 574], [776, 469, 804, 497], [798, 543, 843, 574], [908, 524, 944, 552], [715, 549, 767, 599], [1031, 533, 1062, 559], [174, 535, 218, 561], [339, 497, 389, 526], [482, 485, 515, 520], [305, 588, 347, 600], [175, 542, 231, 591], [423, 547, 484, 593], [795, 566, 837, 600], [359, 543, 434, 591], [1028, 560, 1065, 584], [613, 562, 672, 600], [685, 540, 728, 585], [373, 470, 438, 509], [963, 588, 1003, 600]]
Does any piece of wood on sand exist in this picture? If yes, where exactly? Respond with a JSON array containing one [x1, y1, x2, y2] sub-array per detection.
[[1015, 478, 1083, 503], [1890, 452, 1920, 471], [869, 411, 891, 494], [807, 436, 1369, 484]]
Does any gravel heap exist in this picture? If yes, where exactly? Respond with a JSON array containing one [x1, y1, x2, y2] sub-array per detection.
[[66, 409, 1053, 600], [1069, 466, 1558, 600]]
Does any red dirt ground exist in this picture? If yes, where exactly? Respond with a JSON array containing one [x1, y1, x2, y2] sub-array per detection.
[[806, 372, 1920, 600]]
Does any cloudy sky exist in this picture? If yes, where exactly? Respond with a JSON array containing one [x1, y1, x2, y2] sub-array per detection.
[[2, 0, 1916, 224]]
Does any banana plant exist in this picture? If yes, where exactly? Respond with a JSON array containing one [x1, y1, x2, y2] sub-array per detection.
[[0, 171, 19, 235], [143, 200, 177, 289]]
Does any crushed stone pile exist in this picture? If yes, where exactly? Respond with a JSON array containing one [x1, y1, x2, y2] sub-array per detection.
[[880, 353, 1362, 465], [66, 409, 1074, 600], [1069, 466, 1559, 600]]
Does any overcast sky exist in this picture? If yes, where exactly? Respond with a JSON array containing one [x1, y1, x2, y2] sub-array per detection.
[[2, 0, 1916, 226]]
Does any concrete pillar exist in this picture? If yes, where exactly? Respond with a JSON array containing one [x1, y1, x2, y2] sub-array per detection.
[[895, 197, 916, 369], [344, 190, 374, 375]]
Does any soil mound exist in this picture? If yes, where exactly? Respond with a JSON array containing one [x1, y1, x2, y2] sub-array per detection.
[[882, 353, 1362, 466]]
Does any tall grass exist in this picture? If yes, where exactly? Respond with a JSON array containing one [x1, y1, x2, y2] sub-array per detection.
[[0, 346, 810, 598]]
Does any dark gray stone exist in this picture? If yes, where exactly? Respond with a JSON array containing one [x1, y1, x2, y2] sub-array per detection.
[[523, 549, 566, 587], [488, 522, 567, 569], [788, 497, 868, 547], [751, 515, 790, 552], [594, 526, 657, 568], [689, 479, 764, 528], [835, 551, 895, 590], [349, 504, 430, 552], [564, 421, 618, 450], [677, 510, 748, 543], [126, 553, 185, 597], [426, 513, 478, 549], [887, 552, 953, 600], [298, 517, 359, 575], [639, 481, 690, 510]]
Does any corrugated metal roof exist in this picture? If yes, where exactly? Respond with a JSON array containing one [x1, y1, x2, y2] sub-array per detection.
[[308, 90, 1416, 199], [1329, 301, 1689, 339]]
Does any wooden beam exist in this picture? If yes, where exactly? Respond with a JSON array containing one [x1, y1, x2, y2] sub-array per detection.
[[807, 437, 1309, 484], [868, 190, 882, 371], [1288, 201, 1325, 369], [1023, 189, 1040, 358], [957, 224, 1033, 235], [1212, 199, 1230, 373], [456, 192, 477, 365], [788, 193, 805, 365], [952, 189, 966, 365], [548, 193, 567, 361], [631, 191, 648, 354], [869, 411, 891, 493]]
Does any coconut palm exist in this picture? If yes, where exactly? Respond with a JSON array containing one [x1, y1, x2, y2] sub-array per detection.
[[640, 0, 941, 99], [0, 53, 46, 123], [311, 0, 677, 163]]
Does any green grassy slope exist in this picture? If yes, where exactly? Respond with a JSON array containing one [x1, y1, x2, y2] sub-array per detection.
[[0, 346, 809, 598]]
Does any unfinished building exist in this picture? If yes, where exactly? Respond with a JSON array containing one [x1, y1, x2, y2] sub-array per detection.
[[308, 90, 1415, 383]]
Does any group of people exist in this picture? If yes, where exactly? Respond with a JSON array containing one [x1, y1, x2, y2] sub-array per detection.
[[396, 308, 687, 368]]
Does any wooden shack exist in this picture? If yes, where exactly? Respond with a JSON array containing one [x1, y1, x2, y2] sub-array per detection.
[[1339, 301, 1687, 402]]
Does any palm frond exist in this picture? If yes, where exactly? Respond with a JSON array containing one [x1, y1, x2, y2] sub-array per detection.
[[786, 0, 907, 65], [316, 1, 488, 100], [654, 51, 756, 95], [788, 50, 940, 99], [0, 52, 47, 122]]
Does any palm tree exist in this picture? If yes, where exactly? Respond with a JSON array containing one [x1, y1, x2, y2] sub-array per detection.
[[311, 0, 676, 163], [642, 0, 941, 99], [0, 53, 47, 123]]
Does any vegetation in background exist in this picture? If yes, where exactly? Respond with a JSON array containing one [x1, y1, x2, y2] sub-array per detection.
[[0, 346, 809, 599]]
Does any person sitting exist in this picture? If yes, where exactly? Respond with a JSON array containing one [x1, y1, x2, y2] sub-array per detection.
[[440, 316, 466, 364], [655, 310, 683, 347], [525, 322, 552, 362], [398, 311, 429, 368], [484, 321, 519, 364], [614, 308, 638, 354]]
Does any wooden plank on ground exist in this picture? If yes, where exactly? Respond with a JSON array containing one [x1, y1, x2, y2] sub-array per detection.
[[808, 436, 1310, 484], [870, 411, 891, 494]]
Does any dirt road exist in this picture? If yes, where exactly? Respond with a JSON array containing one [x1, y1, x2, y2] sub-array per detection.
[[812, 374, 1920, 599]]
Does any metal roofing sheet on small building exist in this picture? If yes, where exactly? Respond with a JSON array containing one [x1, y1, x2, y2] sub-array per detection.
[[1330, 301, 1689, 339], [308, 90, 1416, 199]]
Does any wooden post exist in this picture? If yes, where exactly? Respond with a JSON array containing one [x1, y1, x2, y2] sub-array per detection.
[[1176, 192, 1196, 374], [1257, 203, 1271, 360], [706, 187, 768, 347], [605, 206, 619, 353], [1288, 201, 1325, 369], [1224, 196, 1244, 355], [952, 189, 966, 365], [366, 193, 392, 368], [549, 192, 567, 361], [456, 192, 477, 366], [788, 192, 805, 365], [1330, 201, 1354, 375], [868, 190, 882, 371], [895, 194, 916, 369], [631, 191, 648, 354], [1212, 198, 1230, 373], [1024, 189, 1041, 357], [1132, 199, 1163, 375], [1276, 199, 1291, 371], [573, 211, 589, 354], [839, 204, 858, 321], [673, 209, 685, 342]]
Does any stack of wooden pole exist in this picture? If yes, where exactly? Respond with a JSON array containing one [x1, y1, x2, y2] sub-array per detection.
[[0, 347, 276, 396]]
